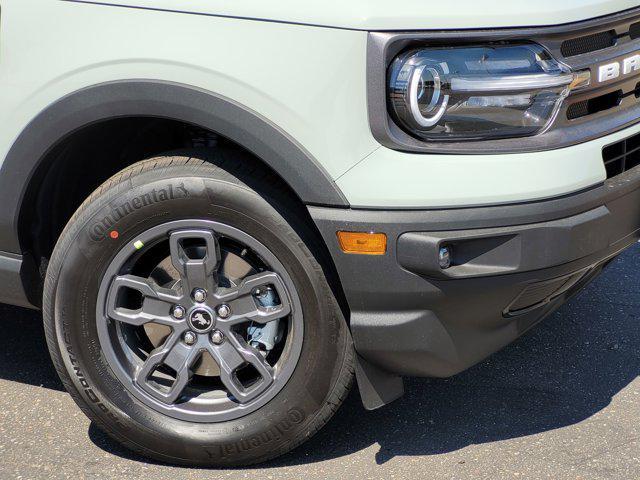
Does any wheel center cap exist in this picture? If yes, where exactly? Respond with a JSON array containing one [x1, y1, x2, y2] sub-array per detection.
[[188, 308, 215, 333]]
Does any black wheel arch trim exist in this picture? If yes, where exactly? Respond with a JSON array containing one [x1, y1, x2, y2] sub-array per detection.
[[0, 80, 349, 254]]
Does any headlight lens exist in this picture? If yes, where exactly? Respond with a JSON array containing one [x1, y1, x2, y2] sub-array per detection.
[[388, 44, 590, 142]]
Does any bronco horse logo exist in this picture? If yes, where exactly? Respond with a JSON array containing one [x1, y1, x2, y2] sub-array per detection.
[[190, 310, 213, 330]]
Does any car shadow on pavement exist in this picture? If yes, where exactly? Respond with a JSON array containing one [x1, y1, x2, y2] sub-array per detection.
[[0, 303, 64, 392], [1, 245, 638, 467]]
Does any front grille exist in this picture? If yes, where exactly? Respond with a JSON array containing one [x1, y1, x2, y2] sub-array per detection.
[[567, 90, 623, 119], [561, 30, 617, 57], [602, 131, 640, 178], [559, 10, 640, 125], [560, 17, 640, 58]]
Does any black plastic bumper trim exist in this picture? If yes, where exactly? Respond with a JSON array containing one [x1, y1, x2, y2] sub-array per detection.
[[309, 165, 640, 379]]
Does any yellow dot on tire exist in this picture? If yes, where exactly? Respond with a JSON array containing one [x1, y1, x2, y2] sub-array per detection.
[[134, 240, 144, 250]]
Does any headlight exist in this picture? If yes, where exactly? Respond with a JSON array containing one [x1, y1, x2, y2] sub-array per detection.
[[388, 44, 590, 141]]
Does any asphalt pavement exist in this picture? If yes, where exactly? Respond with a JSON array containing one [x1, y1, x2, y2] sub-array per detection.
[[0, 245, 639, 479]]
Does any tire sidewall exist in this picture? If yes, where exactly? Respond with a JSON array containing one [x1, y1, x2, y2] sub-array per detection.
[[47, 165, 347, 465]]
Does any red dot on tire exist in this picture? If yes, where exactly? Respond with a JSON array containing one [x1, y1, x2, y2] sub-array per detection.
[[109, 231, 119, 239]]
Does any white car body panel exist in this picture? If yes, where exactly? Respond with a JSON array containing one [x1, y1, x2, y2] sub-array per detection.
[[0, 0, 635, 208], [337, 128, 634, 208], [67, 0, 640, 30], [0, 1, 377, 182]]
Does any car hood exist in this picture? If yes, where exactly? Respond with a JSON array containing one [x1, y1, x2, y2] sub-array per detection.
[[97, 0, 639, 30]]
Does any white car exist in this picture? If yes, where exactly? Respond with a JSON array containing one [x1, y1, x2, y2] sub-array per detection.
[[1, 0, 639, 466]]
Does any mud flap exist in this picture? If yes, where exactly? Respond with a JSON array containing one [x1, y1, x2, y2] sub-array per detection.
[[355, 354, 404, 410]]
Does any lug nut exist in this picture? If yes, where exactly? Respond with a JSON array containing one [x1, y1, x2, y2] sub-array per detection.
[[193, 288, 207, 303], [172, 305, 186, 319], [183, 331, 197, 345], [216, 304, 231, 319], [211, 330, 225, 345]]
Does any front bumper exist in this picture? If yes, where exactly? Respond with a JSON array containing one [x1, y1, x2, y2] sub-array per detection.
[[310, 163, 640, 378]]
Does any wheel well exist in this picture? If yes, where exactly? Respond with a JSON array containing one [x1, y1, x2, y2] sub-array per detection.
[[19, 117, 349, 315], [21, 117, 207, 263]]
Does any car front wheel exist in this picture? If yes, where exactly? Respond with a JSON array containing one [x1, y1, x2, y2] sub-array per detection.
[[43, 150, 354, 466]]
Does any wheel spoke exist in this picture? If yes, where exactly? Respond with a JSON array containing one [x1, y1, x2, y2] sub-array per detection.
[[170, 229, 219, 294], [106, 274, 182, 326], [134, 330, 200, 404], [216, 272, 292, 325], [208, 332, 275, 403]]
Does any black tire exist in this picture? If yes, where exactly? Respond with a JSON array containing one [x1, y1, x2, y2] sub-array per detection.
[[43, 149, 354, 466]]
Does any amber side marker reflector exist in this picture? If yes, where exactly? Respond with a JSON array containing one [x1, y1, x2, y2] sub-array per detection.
[[337, 231, 387, 255]]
